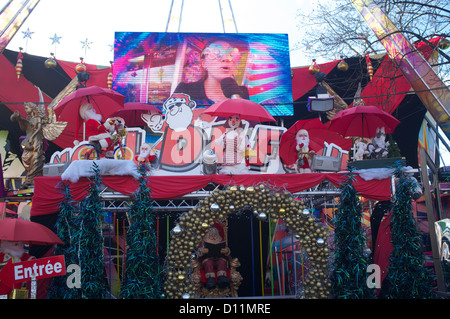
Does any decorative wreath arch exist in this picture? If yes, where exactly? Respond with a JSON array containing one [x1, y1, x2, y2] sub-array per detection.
[[163, 184, 331, 299]]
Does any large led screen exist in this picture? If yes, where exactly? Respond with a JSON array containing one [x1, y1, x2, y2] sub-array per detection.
[[113, 32, 293, 116]]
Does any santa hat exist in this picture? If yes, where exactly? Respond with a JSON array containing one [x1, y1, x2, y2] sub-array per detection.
[[213, 222, 225, 241]]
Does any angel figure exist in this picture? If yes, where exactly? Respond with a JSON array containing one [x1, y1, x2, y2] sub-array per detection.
[[10, 102, 67, 187]]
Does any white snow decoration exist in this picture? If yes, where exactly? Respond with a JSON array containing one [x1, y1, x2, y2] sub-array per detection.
[[61, 159, 139, 183]]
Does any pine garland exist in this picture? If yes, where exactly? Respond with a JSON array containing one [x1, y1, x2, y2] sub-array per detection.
[[76, 162, 108, 299], [382, 162, 435, 298], [47, 182, 82, 299], [332, 167, 373, 298], [120, 163, 163, 299]]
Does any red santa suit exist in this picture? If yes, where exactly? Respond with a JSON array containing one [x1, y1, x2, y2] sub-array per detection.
[[79, 103, 113, 149], [296, 129, 312, 172], [135, 143, 156, 164], [198, 222, 231, 289]]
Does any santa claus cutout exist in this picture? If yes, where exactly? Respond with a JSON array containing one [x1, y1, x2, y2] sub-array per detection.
[[135, 143, 156, 165], [296, 129, 314, 173]]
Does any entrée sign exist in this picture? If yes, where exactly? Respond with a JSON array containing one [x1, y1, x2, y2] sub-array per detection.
[[0, 255, 66, 289]]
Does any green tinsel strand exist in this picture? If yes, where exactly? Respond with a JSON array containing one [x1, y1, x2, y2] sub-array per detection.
[[76, 162, 108, 299], [120, 163, 163, 299], [332, 167, 374, 299], [47, 182, 82, 299], [383, 162, 435, 299]]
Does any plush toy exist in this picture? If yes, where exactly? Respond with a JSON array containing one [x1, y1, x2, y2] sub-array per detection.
[[78, 103, 115, 157], [216, 115, 248, 175], [197, 222, 231, 290], [296, 129, 314, 173], [354, 140, 368, 161], [369, 127, 389, 159]]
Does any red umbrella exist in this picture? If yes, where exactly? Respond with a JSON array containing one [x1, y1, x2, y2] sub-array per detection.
[[0, 218, 63, 246], [53, 86, 125, 146], [279, 118, 353, 165], [202, 98, 276, 122], [110, 102, 161, 127], [328, 105, 400, 138]]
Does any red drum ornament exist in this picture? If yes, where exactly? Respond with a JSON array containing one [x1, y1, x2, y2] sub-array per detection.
[[75, 57, 86, 74], [337, 57, 348, 71], [309, 59, 320, 75], [45, 53, 57, 69], [439, 38, 450, 50]]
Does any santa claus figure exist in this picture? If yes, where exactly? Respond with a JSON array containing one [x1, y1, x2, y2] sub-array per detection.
[[296, 129, 314, 173], [197, 222, 231, 290], [135, 143, 156, 165], [0, 240, 35, 295], [216, 115, 248, 175], [78, 103, 115, 157]]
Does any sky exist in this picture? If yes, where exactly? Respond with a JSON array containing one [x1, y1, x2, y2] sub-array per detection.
[[3, 0, 315, 67]]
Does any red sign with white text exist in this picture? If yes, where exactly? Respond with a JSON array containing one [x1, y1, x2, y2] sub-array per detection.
[[0, 255, 66, 289]]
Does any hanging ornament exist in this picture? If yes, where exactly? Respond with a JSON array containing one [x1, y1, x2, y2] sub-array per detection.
[[44, 53, 57, 69], [75, 57, 86, 74], [439, 38, 450, 50], [366, 54, 373, 80], [337, 56, 348, 71], [309, 59, 320, 75], [107, 61, 113, 89], [15, 48, 23, 80]]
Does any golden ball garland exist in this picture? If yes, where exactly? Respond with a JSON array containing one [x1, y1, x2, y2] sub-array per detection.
[[163, 184, 331, 299]]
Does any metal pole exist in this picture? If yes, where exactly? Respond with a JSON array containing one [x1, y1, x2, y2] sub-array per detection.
[[419, 147, 446, 293]]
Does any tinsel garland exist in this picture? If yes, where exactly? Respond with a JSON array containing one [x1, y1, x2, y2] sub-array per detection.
[[332, 167, 373, 298], [382, 162, 434, 298], [47, 182, 82, 299], [76, 162, 108, 299], [120, 163, 163, 299]]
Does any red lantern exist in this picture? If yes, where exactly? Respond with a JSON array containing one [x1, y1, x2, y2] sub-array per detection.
[[107, 61, 113, 89], [16, 49, 23, 80], [366, 54, 373, 80]]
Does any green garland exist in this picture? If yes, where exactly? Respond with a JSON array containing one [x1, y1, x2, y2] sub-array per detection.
[[332, 167, 373, 298], [47, 182, 82, 299], [120, 163, 163, 299], [76, 162, 108, 299], [382, 162, 435, 298]]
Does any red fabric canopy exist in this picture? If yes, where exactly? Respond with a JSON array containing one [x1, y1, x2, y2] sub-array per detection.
[[56, 59, 111, 89], [291, 60, 339, 101], [355, 37, 442, 114], [30, 173, 391, 217], [0, 54, 52, 116]]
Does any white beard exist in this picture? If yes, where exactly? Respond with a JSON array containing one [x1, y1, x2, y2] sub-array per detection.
[[0, 241, 25, 259], [140, 148, 150, 158], [84, 108, 102, 122], [165, 105, 193, 132], [296, 136, 309, 149]]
